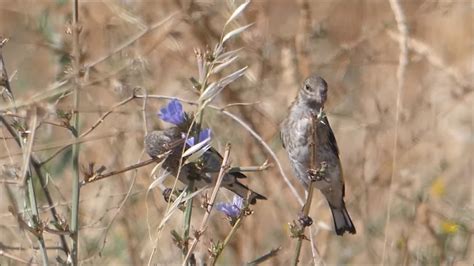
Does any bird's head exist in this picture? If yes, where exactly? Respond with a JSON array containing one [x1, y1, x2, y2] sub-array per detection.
[[298, 75, 328, 108]]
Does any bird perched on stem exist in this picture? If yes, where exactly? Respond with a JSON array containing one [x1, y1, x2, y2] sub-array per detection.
[[280, 75, 356, 235], [144, 99, 266, 204]]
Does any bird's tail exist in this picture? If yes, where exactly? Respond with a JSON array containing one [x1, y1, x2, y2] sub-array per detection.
[[329, 203, 356, 236], [225, 180, 267, 205]]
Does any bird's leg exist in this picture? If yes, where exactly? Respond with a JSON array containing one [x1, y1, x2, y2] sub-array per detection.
[[162, 187, 185, 202], [307, 161, 328, 182], [162, 188, 173, 202]]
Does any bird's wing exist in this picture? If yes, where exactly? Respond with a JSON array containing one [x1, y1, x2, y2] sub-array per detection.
[[199, 147, 249, 180], [321, 116, 339, 157]]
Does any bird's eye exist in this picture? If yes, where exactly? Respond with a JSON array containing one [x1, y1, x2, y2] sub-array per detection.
[[304, 84, 311, 91]]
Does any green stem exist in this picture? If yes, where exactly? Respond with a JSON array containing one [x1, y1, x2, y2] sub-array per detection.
[[27, 172, 50, 265], [292, 238, 304, 266], [222, 217, 243, 251], [182, 180, 194, 260], [211, 216, 243, 265]]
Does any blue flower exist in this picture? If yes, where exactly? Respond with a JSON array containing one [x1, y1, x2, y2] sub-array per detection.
[[185, 128, 211, 146], [216, 195, 243, 218], [158, 99, 185, 125]]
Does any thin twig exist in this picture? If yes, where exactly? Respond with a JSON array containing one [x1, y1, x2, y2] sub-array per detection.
[[40, 93, 137, 166], [0, 79, 70, 112], [246, 247, 282, 266], [219, 101, 261, 110], [79, 154, 143, 264], [383, 0, 408, 264], [0, 249, 30, 264], [308, 226, 323, 266], [387, 30, 471, 93], [0, 12, 180, 114], [182, 144, 232, 265], [84, 11, 181, 69], [81, 156, 167, 185], [0, 38, 14, 101], [0, 131, 131, 160], [228, 160, 272, 173], [79, 94, 152, 263]]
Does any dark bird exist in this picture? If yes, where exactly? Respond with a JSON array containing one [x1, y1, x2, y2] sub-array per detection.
[[280, 75, 356, 235], [144, 99, 266, 204]]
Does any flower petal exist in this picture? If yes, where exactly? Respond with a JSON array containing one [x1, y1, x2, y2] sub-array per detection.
[[185, 128, 211, 146], [158, 99, 185, 125], [232, 195, 244, 209], [216, 196, 242, 218]]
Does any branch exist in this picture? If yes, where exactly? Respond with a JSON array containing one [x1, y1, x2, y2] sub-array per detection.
[[383, 0, 408, 263], [182, 144, 232, 265], [81, 156, 168, 185]]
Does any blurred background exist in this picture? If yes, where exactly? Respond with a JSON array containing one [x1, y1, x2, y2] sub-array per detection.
[[0, 0, 472, 264]]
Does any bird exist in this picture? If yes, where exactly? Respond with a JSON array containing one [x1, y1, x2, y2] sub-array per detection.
[[280, 75, 356, 235], [144, 117, 266, 205]]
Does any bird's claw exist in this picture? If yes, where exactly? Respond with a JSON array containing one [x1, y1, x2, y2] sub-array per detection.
[[297, 213, 313, 227], [307, 168, 321, 181], [307, 161, 329, 182]]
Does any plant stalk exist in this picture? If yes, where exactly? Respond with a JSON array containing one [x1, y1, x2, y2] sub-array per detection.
[[70, 0, 81, 264]]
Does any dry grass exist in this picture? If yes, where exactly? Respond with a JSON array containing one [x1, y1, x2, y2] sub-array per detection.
[[0, 0, 472, 265]]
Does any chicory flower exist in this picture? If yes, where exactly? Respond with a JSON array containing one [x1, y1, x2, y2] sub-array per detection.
[[159, 99, 185, 125], [216, 195, 243, 219]]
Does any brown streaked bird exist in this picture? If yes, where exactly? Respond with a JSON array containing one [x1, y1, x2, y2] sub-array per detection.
[[144, 127, 267, 205], [280, 75, 356, 235]]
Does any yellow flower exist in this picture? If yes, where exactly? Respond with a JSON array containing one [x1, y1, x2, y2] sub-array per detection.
[[430, 177, 445, 198], [441, 221, 459, 234]]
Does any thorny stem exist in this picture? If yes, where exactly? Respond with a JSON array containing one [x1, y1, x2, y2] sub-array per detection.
[[70, 0, 81, 264]]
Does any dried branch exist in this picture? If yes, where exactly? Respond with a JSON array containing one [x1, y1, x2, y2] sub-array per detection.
[[182, 144, 232, 265], [383, 0, 408, 263], [81, 156, 167, 185]]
